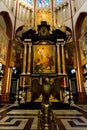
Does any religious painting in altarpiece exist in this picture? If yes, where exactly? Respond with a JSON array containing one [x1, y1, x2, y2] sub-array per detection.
[[0, 27, 9, 65], [79, 32, 87, 66], [32, 42, 56, 75]]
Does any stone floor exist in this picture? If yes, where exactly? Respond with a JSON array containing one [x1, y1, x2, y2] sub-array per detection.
[[0, 103, 87, 130]]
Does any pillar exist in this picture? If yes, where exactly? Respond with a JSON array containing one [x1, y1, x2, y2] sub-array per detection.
[[56, 9, 59, 25], [1, 39, 12, 102], [22, 43, 27, 74], [56, 42, 61, 74], [57, 8, 60, 25], [18, 3, 22, 19], [23, 6, 28, 22], [5, 0, 8, 5], [76, 41, 87, 102], [26, 8, 30, 24], [8, 0, 13, 10], [13, 0, 16, 16], [22, 5, 25, 21], [59, 6, 63, 24], [30, 9, 33, 27], [27, 40, 32, 74], [61, 42, 66, 74], [28, 9, 31, 25]]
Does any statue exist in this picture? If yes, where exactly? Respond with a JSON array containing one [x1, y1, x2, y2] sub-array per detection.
[[42, 10, 46, 21]]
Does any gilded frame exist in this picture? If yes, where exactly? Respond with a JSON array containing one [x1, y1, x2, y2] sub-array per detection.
[[32, 44, 56, 74]]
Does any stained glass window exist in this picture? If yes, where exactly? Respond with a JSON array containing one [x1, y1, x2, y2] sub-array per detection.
[[56, 0, 64, 5], [38, 0, 49, 8], [24, 0, 32, 5]]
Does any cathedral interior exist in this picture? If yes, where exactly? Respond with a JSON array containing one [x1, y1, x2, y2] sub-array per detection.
[[0, 0, 87, 130]]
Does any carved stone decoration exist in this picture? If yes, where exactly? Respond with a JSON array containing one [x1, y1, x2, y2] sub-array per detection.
[[36, 8, 52, 26], [21, 21, 67, 42]]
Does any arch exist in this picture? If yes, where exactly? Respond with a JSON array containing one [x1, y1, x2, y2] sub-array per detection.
[[0, 11, 13, 39], [75, 12, 87, 39]]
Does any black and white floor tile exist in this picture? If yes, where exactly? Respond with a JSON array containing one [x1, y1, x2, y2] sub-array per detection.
[[0, 103, 87, 130], [77, 104, 87, 112]]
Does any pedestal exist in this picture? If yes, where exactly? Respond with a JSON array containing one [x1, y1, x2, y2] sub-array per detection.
[[37, 103, 58, 130]]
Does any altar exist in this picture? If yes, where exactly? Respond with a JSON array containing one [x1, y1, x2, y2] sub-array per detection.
[[19, 21, 68, 103]]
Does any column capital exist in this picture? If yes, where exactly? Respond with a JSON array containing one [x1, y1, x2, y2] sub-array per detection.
[[56, 39, 64, 42], [27, 43, 32, 46], [61, 42, 65, 46], [24, 39, 32, 42], [23, 39, 32, 46], [23, 41, 28, 45], [56, 43, 60, 46], [56, 39, 65, 45]]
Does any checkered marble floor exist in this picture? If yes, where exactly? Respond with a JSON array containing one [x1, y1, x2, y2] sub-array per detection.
[[0, 103, 87, 130], [77, 104, 87, 112]]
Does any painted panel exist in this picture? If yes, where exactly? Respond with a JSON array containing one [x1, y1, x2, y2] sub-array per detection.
[[33, 44, 56, 74], [79, 32, 87, 65], [0, 27, 9, 65]]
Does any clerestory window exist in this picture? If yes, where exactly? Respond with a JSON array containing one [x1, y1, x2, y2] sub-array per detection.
[[38, 0, 50, 8], [56, 0, 64, 5], [24, 0, 32, 5]]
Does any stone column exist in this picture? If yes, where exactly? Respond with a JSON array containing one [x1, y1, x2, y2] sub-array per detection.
[[75, 40, 87, 102], [13, 0, 16, 15], [56, 9, 59, 25], [5, 0, 8, 5], [58, 8, 61, 25], [8, 0, 12, 10], [19, 4, 24, 20], [22, 5, 25, 21], [56, 42, 61, 74], [26, 8, 30, 24], [28, 9, 31, 25], [22, 43, 27, 74], [27, 40, 32, 74], [59, 6, 63, 24], [18, 4, 22, 19], [61, 42, 66, 74], [30, 9, 33, 27], [23, 6, 27, 22]]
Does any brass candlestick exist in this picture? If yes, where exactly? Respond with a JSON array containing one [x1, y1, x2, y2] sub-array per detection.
[[37, 77, 58, 130]]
